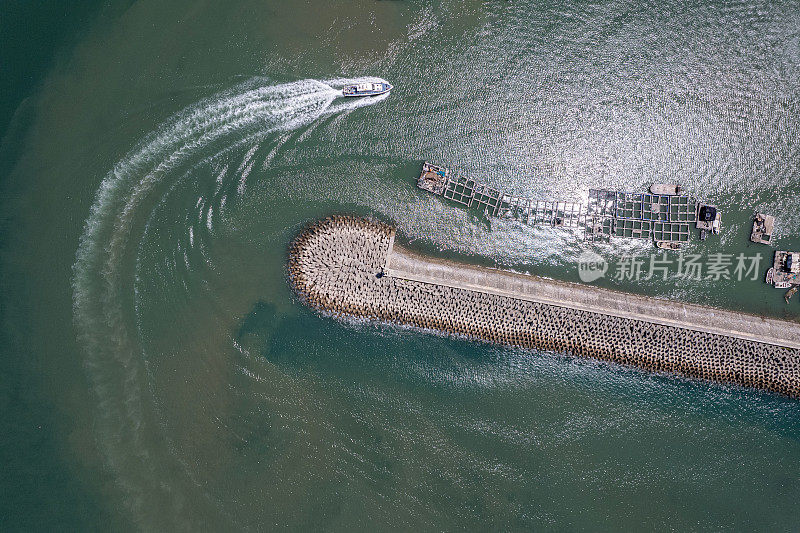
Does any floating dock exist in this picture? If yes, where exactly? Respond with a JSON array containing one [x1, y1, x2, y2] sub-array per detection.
[[416, 162, 715, 245], [289, 217, 800, 398]]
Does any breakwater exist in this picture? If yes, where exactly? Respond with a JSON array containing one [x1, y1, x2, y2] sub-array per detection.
[[288, 216, 800, 398]]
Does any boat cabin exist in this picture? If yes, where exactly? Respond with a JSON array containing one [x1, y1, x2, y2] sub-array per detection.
[[342, 82, 392, 96], [696, 203, 721, 236], [750, 213, 775, 245]]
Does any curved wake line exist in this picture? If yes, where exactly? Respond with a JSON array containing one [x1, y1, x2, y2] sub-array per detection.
[[71, 76, 388, 527]]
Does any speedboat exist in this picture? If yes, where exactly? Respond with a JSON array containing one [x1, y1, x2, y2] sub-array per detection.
[[342, 82, 392, 97]]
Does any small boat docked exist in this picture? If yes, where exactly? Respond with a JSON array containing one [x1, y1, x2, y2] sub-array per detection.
[[696, 203, 721, 235], [750, 212, 775, 245], [785, 286, 798, 303], [342, 82, 392, 97], [655, 240, 681, 250], [766, 252, 800, 291], [649, 183, 682, 195]]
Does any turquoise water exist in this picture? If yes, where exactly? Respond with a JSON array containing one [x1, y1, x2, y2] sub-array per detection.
[[2, 0, 800, 529]]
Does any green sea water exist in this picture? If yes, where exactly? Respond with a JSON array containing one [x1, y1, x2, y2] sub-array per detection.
[[2, 0, 800, 530]]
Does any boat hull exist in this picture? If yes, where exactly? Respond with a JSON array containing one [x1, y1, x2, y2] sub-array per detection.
[[650, 183, 682, 195], [342, 82, 393, 97], [655, 241, 681, 250]]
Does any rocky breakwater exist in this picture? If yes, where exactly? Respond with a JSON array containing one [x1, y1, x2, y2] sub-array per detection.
[[288, 216, 800, 398]]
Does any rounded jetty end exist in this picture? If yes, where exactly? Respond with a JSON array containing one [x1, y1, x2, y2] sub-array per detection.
[[288, 217, 800, 398]]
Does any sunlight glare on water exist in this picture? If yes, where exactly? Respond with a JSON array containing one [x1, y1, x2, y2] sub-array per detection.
[[2, 0, 800, 529]]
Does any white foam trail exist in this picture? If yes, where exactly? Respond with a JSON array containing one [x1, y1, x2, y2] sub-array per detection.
[[214, 163, 228, 190], [235, 143, 260, 195], [72, 76, 389, 526], [261, 133, 292, 170]]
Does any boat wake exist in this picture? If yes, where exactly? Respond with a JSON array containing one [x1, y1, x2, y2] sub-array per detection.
[[71, 76, 389, 527]]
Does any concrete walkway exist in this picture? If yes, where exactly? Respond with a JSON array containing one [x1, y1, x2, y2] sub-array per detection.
[[384, 244, 800, 350]]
